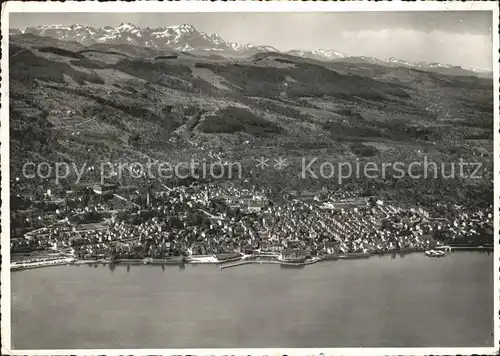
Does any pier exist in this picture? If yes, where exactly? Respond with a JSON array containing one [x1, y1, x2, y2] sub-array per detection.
[[220, 257, 322, 270]]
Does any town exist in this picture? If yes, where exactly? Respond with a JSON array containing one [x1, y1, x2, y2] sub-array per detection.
[[10, 177, 494, 270]]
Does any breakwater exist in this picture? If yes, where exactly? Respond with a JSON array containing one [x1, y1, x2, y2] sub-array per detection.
[[219, 258, 322, 270], [11, 257, 76, 271], [219, 253, 372, 270]]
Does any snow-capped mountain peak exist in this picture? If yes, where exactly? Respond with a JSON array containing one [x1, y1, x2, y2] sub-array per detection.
[[286, 49, 345, 61], [172, 24, 196, 32], [384, 57, 461, 70], [15, 23, 283, 55], [209, 33, 225, 45], [116, 22, 143, 32], [311, 49, 345, 59]]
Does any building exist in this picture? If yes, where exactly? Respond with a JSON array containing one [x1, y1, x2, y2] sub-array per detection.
[[279, 248, 306, 263], [290, 190, 319, 201], [213, 252, 242, 262], [93, 184, 118, 196]]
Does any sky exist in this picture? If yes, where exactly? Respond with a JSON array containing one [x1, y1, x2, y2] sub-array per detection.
[[10, 11, 494, 70]]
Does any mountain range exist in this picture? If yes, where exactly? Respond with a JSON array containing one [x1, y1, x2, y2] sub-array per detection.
[[11, 23, 280, 56], [8, 24, 494, 208], [10, 23, 490, 73]]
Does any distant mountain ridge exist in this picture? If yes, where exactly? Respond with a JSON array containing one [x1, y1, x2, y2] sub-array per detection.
[[339, 56, 491, 76], [10, 23, 491, 74], [12, 23, 279, 55], [286, 49, 345, 61]]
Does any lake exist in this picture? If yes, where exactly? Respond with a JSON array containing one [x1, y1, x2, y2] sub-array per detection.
[[11, 251, 494, 349]]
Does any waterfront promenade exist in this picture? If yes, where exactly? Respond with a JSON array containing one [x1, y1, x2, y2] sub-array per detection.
[[10, 245, 493, 271]]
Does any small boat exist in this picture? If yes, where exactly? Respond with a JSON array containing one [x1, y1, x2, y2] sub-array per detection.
[[425, 250, 445, 257]]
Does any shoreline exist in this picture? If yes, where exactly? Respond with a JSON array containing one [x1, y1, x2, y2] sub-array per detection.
[[10, 246, 493, 271]]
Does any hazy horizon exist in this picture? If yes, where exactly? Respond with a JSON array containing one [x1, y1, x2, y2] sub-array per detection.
[[10, 11, 494, 70]]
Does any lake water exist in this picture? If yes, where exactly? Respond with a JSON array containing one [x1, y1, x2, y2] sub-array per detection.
[[11, 251, 494, 349]]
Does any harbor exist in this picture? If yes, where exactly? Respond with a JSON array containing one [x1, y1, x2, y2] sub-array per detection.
[[10, 245, 494, 271]]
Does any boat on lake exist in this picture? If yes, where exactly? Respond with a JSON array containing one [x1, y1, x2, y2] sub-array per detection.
[[425, 250, 445, 257]]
